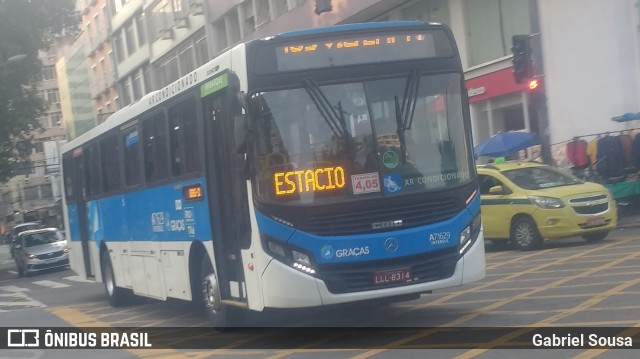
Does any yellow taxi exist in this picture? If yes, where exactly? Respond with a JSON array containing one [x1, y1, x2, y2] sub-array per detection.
[[477, 161, 617, 250]]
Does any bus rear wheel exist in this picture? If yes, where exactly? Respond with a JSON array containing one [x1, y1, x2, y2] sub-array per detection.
[[200, 256, 244, 328], [101, 250, 131, 307]]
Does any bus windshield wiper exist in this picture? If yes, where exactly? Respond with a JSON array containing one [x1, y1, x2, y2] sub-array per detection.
[[394, 69, 421, 163], [303, 78, 349, 139]]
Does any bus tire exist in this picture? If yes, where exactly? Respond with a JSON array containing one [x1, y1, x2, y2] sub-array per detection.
[[101, 250, 131, 307], [200, 255, 244, 328]]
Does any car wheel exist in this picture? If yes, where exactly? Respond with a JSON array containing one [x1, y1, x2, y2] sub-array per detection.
[[100, 250, 131, 307], [510, 216, 543, 251], [582, 231, 609, 242], [200, 255, 244, 328]]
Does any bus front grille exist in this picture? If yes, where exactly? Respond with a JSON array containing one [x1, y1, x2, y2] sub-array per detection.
[[318, 248, 458, 294], [300, 197, 463, 236]]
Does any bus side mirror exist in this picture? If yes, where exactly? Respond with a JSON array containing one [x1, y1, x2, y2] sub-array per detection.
[[234, 114, 248, 154]]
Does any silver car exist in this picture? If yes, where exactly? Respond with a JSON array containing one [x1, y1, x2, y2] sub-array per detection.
[[13, 228, 69, 276]]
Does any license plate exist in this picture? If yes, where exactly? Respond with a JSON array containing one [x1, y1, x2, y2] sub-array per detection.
[[374, 268, 411, 285], [586, 217, 606, 227]]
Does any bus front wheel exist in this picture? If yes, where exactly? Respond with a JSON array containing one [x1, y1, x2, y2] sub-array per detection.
[[101, 250, 131, 307], [200, 256, 243, 328]]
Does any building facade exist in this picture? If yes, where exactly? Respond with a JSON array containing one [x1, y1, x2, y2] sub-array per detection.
[[63, 0, 640, 165]]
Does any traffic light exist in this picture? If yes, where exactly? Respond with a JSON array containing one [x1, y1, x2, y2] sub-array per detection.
[[511, 35, 532, 84], [314, 0, 333, 14]]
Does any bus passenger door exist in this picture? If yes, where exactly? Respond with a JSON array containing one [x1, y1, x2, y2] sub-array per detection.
[[73, 151, 94, 278], [201, 73, 249, 305]]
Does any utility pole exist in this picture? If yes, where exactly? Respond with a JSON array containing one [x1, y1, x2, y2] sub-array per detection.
[[528, 0, 553, 165]]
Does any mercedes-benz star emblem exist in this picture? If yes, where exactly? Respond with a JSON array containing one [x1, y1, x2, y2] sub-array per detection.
[[384, 237, 399, 253]]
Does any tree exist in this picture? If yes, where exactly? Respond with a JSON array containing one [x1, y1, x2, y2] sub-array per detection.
[[0, 0, 78, 182]]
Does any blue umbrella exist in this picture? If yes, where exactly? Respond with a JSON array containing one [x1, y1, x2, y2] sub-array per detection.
[[612, 112, 640, 122], [474, 131, 537, 157]]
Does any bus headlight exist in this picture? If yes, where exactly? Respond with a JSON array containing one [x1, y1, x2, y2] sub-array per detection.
[[459, 214, 482, 256], [264, 237, 318, 277]]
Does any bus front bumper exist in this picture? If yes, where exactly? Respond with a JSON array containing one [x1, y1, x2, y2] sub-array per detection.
[[260, 232, 485, 308]]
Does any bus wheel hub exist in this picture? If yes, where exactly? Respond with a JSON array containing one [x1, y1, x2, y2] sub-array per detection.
[[203, 273, 221, 313]]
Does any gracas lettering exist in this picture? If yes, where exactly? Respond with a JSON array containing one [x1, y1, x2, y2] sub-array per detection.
[[335, 246, 369, 258]]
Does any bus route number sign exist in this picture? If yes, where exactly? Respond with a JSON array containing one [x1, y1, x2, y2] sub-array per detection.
[[374, 267, 411, 285], [183, 184, 203, 202]]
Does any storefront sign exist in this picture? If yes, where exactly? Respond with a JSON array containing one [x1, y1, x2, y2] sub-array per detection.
[[465, 67, 529, 103]]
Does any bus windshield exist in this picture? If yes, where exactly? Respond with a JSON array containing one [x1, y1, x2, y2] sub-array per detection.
[[250, 72, 472, 204]]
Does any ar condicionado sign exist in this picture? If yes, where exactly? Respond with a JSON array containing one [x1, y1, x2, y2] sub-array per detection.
[[274, 167, 345, 195]]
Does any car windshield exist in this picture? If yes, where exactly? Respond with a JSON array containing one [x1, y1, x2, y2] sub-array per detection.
[[23, 231, 64, 248], [503, 166, 582, 190], [249, 73, 472, 205]]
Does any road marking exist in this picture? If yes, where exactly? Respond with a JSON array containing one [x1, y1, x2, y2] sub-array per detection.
[[8, 270, 17, 275], [32, 280, 71, 289], [63, 275, 94, 283], [0, 285, 30, 292]]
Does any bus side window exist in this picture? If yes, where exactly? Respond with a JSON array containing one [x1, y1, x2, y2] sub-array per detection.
[[168, 96, 200, 177], [100, 133, 122, 193], [123, 128, 141, 187], [84, 143, 102, 197], [62, 154, 74, 202], [143, 112, 169, 184]]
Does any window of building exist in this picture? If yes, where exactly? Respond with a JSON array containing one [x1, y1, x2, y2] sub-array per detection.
[[24, 186, 38, 201], [241, 0, 255, 34], [125, 21, 136, 55], [40, 184, 53, 199], [42, 65, 56, 81], [115, 32, 125, 62], [47, 89, 60, 104], [400, 0, 450, 25], [150, 0, 173, 40], [51, 112, 62, 127], [465, 0, 531, 67], [168, 96, 200, 176], [226, 11, 241, 45], [122, 78, 132, 106], [272, 0, 288, 17], [137, 12, 147, 46], [133, 70, 143, 101], [178, 46, 194, 75], [256, 0, 270, 27], [213, 19, 228, 53], [123, 127, 141, 186], [100, 134, 122, 193], [142, 112, 169, 183], [194, 34, 208, 67], [160, 56, 179, 87], [34, 142, 44, 153]]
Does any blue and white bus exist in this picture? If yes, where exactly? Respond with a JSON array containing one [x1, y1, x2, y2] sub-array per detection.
[[60, 21, 485, 327]]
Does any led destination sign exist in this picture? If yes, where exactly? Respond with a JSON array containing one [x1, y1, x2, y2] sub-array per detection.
[[271, 29, 453, 72], [274, 167, 346, 196]]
